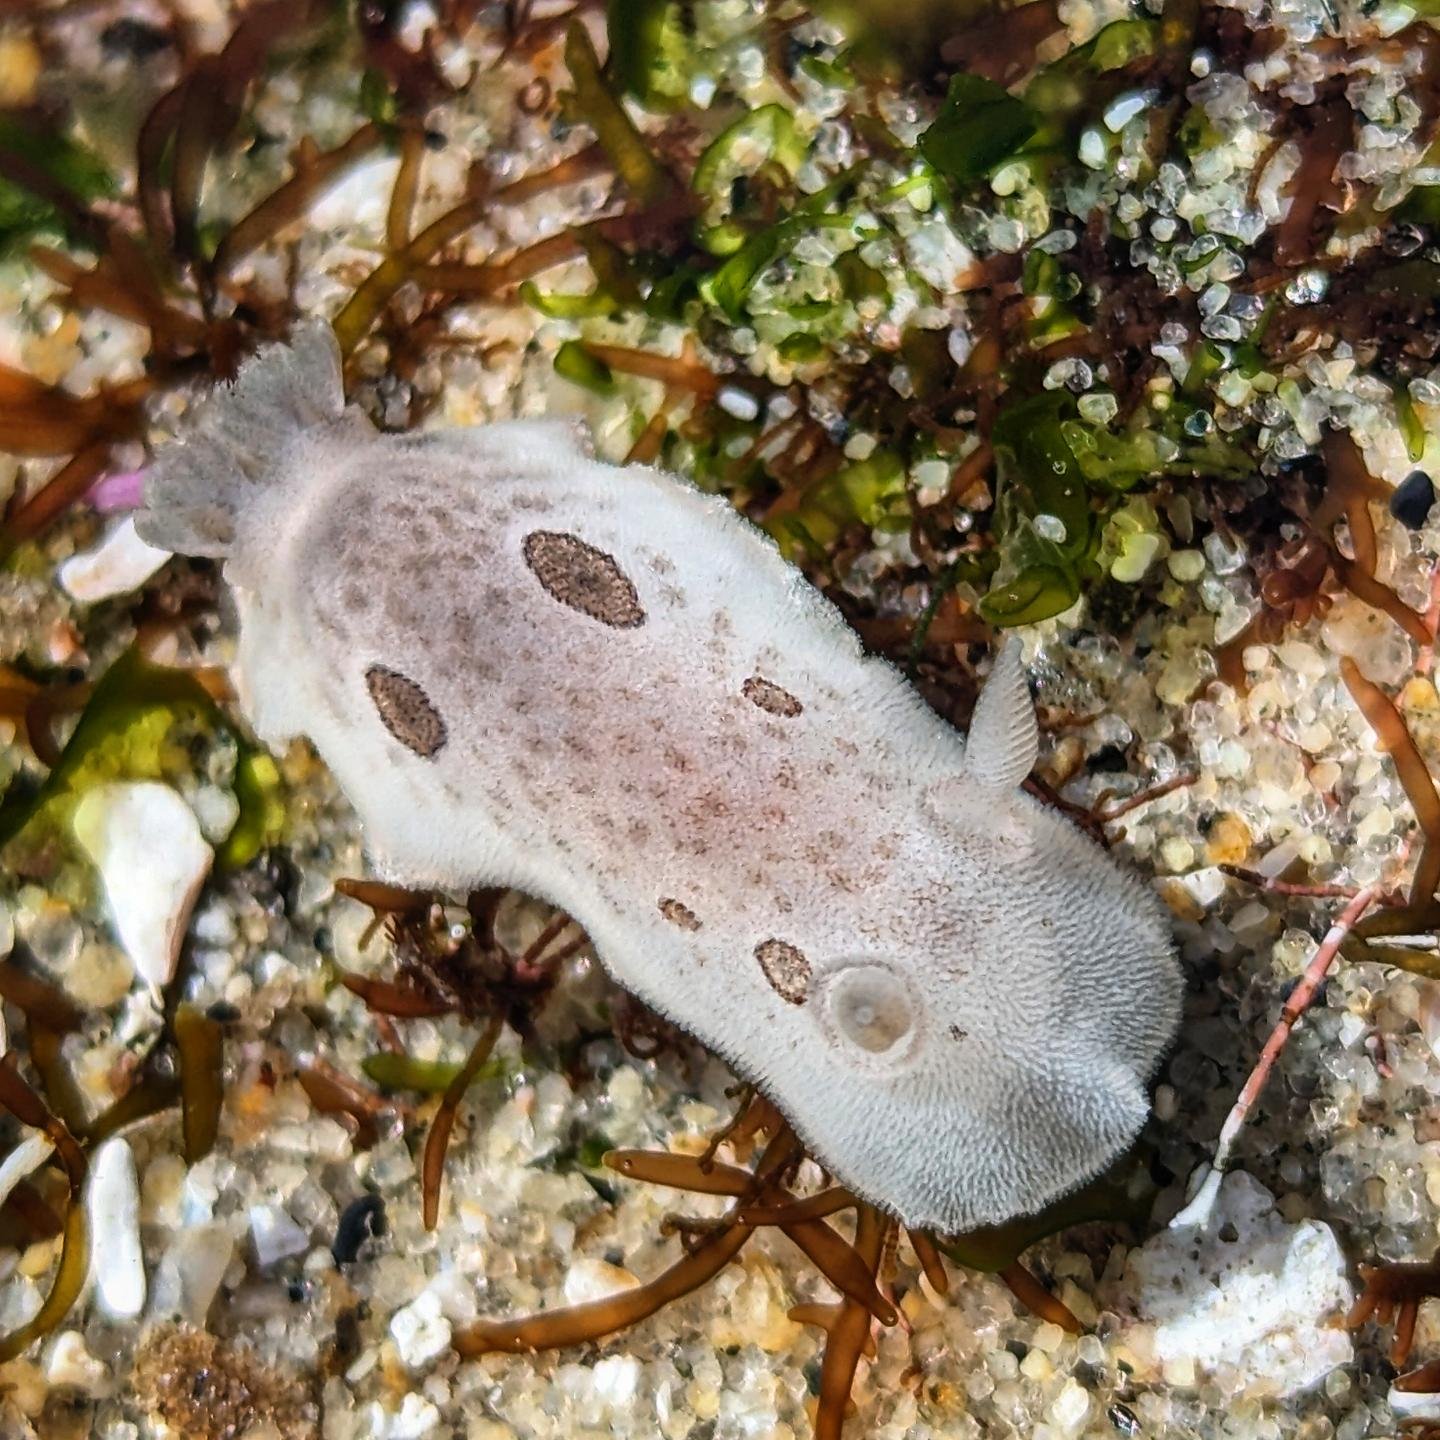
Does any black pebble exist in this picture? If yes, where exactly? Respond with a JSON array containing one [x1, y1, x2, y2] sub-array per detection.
[[1088, 743, 1130, 773], [100, 17, 172, 59], [1107, 1402, 1141, 1437], [332, 1193, 386, 1265], [1390, 469, 1436, 530]]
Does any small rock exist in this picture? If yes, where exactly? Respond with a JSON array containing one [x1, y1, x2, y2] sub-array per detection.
[[58, 516, 170, 603], [389, 1289, 452, 1369], [387, 1391, 442, 1438], [1162, 1353, 1198, 1387], [66, 940, 133, 1010], [1112, 530, 1165, 584], [1204, 812, 1252, 866], [149, 1221, 234, 1325], [72, 781, 213, 997], [1020, 1347, 1053, 1380], [423, 1268, 478, 1325], [563, 1256, 641, 1307], [1047, 1377, 1091, 1434], [1114, 1169, 1353, 1397], [87, 1137, 145, 1321], [1032, 1320, 1067, 1354], [189, 784, 240, 845], [43, 1331, 109, 1395], [1167, 548, 1206, 582], [1336, 1012, 1368, 1049], [249, 1203, 310, 1269], [1391, 470, 1436, 530], [141, 1153, 187, 1229], [591, 1353, 642, 1406]]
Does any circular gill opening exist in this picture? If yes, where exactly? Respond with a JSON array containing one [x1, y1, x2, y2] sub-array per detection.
[[822, 963, 921, 1067]]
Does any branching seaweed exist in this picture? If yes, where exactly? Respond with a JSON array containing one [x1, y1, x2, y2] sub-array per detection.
[[449, 1092, 1093, 1436], [1346, 1254, 1440, 1393], [334, 882, 587, 1226], [1341, 660, 1440, 911]]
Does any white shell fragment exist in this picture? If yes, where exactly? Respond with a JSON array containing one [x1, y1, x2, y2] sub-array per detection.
[[72, 781, 213, 998], [136, 325, 1182, 1232], [86, 1137, 146, 1321], [1116, 1169, 1353, 1397], [0, 1132, 56, 1212], [1390, 1387, 1440, 1424], [58, 516, 171, 604]]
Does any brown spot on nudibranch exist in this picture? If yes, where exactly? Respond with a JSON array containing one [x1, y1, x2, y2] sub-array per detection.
[[659, 898, 701, 931], [743, 675, 803, 718], [522, 530, 645, 628], [365, 665, 447, 759], [755, 939, 811, 1004]]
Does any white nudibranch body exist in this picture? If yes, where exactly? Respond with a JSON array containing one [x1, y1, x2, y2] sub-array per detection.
[[137, 324, 1182, 1234]]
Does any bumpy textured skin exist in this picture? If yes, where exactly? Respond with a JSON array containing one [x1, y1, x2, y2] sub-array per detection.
[[136, 325, 1182, 1234]]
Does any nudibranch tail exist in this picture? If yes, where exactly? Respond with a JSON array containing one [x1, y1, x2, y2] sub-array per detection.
[[136, 322, 347, 558]]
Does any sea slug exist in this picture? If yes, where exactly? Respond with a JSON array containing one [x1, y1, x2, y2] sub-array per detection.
[[137, 324, 1182, 1233]]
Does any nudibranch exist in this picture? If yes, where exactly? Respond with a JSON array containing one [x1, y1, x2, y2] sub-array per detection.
[[137, 324, 1181, 1234]]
